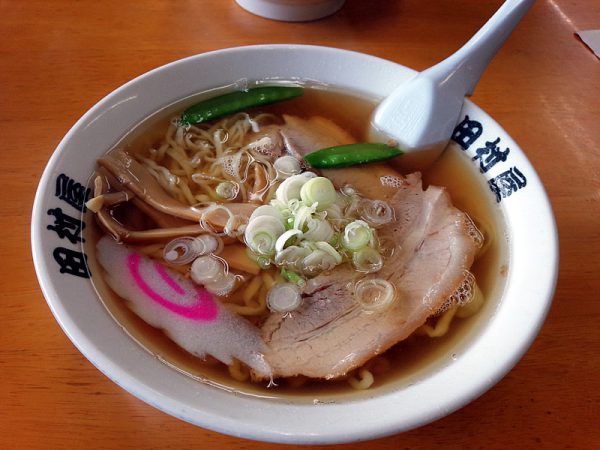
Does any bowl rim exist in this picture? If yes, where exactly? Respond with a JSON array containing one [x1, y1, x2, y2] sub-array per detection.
[[31, 44, 559, 444]]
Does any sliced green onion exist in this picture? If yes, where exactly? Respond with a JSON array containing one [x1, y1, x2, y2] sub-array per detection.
[[274, 245, 309, 271], [300, 176, 337, 210], [342, 220, 373, 251], [246, 247, 272, 269], [314, 241, 343, 264], [256, 255, 272, 270], [180, 86, 304, 126], [251, 232, 277, 255], [292, 203, 317, 231], [163, 235, 221, 265], [269, 198, 287, 211], [303, 218, 334, 243], [299, 240, 317, 251], [267, 283, 303, 313], [328, 231, 340, 247], [239, 168, 391, 278], [204, 272, 237, 296], [215, 181, 239, 200], [352, 247, 383, 273], [281, 268, 304, 286], [275, 229, 303, 252], [303, 143, 402, 169], [268, 200, 295, 231], [302, 249, 338, 275], [285, 216, 295, 230], [324, 203, 344, 222], [190, 255, 225, 285], [244, 215, 285, 256], [275, 172, 316, 204], [287, 198, 302, 213], [274, 155, 302, 178], [249, 204, 283, 222], [344, 193, 362, 217]]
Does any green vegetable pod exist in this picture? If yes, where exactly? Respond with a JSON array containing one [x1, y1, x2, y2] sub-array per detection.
[[180, 86, 304, 125], [303, 143, 402, 169]]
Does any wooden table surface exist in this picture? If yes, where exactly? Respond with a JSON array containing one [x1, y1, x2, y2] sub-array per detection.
[[2, 0, 598, 448]]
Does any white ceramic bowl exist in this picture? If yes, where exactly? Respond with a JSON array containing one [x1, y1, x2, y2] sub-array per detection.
[[31, 45, 558, 444]]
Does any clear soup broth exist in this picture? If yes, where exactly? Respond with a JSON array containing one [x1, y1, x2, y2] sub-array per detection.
[[84, 86, 508, 401]]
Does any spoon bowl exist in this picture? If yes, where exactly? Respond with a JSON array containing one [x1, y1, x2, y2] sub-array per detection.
[[370, 0, 536, 170]]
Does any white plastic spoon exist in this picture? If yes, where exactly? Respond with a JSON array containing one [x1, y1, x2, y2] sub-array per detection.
[[370, 0, 536, 170]]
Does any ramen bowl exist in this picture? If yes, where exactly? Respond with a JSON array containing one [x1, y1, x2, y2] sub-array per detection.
[[31, 45, 558, 444]]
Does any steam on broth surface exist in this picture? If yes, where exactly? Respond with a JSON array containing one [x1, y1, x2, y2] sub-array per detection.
[[84, 85, 508, 399]]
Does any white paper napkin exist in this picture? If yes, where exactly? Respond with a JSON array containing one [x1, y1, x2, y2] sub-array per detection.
[[576, 30, 600, 58]]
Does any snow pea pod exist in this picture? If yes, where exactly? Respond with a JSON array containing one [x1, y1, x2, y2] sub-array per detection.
[[180, 86, 304, 125], [303, 143, 402, 168]]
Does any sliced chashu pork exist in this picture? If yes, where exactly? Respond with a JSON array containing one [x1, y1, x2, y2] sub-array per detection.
[[259, 116, 480, 379]]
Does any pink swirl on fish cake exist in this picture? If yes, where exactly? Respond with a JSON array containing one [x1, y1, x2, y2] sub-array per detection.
[[127, 253, 218, 321]]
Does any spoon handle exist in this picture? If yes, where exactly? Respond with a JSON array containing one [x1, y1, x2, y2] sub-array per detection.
[[424, 0, 536, 96]]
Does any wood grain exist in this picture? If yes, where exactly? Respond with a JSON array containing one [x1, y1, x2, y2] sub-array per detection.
[[1, 0, 598, 448]]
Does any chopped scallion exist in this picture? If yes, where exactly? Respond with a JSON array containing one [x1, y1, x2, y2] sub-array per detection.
[[300, 176, 337, 210], [342, 220, 373, 251]]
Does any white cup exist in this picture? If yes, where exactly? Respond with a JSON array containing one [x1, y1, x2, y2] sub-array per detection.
[[235, 0, 346, 21]]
